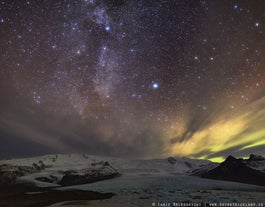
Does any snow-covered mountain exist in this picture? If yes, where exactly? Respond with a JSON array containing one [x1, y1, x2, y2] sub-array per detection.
[[0, 154, 211, 187], [2, 153, 264, 187], [1, 154, 265, 207]]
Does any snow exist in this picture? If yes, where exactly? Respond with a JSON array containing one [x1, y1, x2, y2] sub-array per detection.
[[59, 173, 265, 193], [1, 154, 264, 207], [52, 172, 265, 207], [246, 160, 265, 173], [0, 153, 211, 187]]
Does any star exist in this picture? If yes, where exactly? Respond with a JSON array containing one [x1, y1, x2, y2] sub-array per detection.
[[152, 83, 159, 89], [233, 4, 238, 9], [0, 0, 264, 162], [105, 26, 110, 31]]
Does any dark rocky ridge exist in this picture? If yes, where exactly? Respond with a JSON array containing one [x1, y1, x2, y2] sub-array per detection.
[[248, 154, 265, 161], [167, 157, 177, 165], [36, 161, 120, 186], [199, 155, 265, 186], [0, 158, 120, 187], [58, 169, 120, 186], [0, 161, 47, 185]]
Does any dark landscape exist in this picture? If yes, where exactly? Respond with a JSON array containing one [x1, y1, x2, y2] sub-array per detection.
[[194, 154, 265, 186], [1, 0, 265, 206], [0, 154, 265, 206], [0, 184, 114, 207]]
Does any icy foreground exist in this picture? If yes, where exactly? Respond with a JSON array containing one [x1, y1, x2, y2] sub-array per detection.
[[0, 154, 265, 206]]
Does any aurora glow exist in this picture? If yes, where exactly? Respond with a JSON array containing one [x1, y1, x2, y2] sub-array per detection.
[[166, 93, 265, 162]]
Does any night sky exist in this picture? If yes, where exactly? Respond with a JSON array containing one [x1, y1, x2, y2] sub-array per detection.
[[0, 0, 265, 161]]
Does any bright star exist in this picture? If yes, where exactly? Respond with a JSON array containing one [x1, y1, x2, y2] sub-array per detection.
[[105, 26, 110, 31], [152, 83, 159, 89]]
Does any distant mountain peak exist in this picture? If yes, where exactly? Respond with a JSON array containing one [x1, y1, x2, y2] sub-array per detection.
[[224, 155, 237, 162], [195, 154, 265, 186], [248, 154, 265, 161], [167, 157, 177, 165]]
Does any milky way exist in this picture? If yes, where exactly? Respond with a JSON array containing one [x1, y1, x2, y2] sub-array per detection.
[[0, 0, 265, 161]]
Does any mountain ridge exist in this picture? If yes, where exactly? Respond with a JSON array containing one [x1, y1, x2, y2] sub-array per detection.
[[193, 154, 265, 186], [0, 153, 210, 187]]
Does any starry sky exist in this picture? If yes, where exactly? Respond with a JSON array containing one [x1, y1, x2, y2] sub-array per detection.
[[0, 0, 265, 161]]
